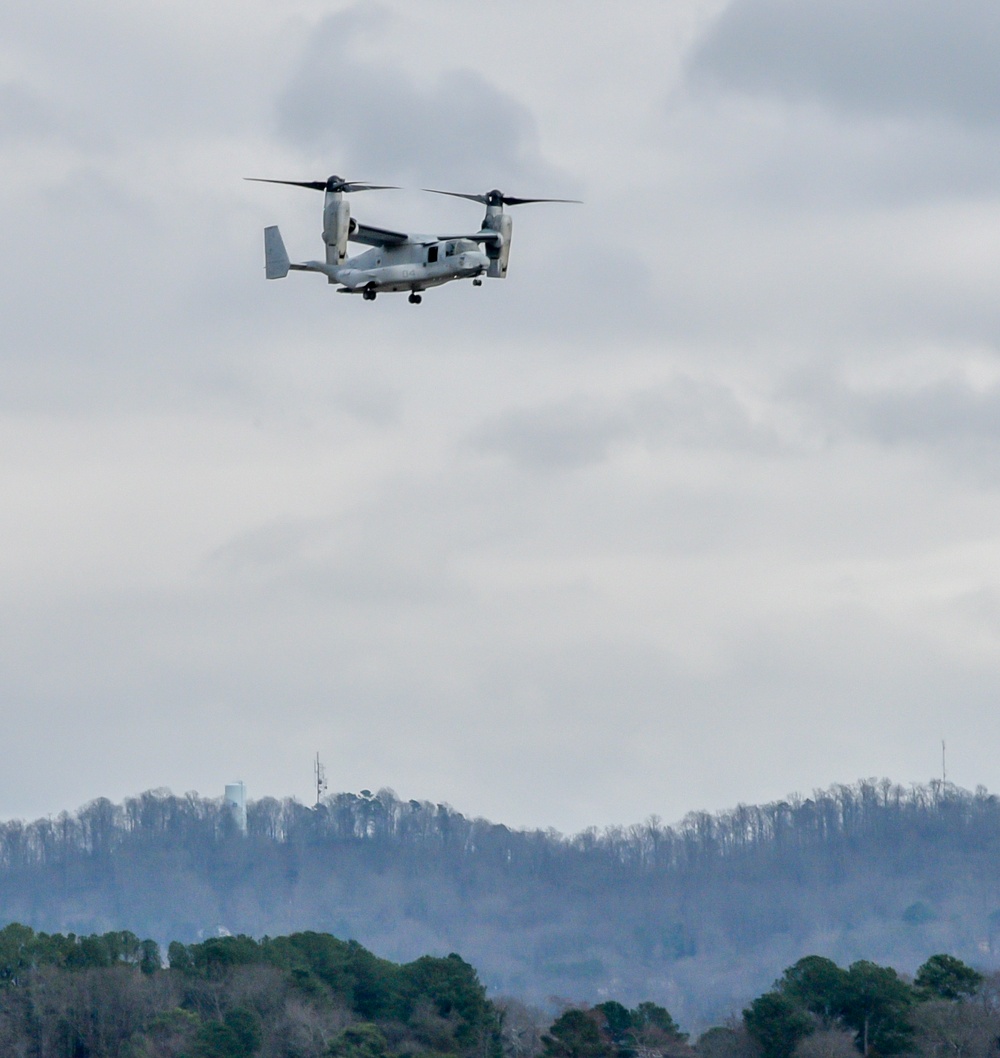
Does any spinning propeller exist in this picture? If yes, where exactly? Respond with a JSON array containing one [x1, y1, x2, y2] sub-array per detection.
[[422, 188, 582, 207], [245, 175, 398, 193]]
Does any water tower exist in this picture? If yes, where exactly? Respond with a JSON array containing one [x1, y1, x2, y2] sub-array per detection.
[[224, 781, 247, 834]]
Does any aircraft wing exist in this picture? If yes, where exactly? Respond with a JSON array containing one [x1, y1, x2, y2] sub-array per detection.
[[349, 223, 502, 248], [350, 222, 410, 247], [433, 230, 504, 247]]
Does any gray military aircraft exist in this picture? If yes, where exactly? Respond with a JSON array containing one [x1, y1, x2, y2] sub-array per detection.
[[247, 175, 580, 303]]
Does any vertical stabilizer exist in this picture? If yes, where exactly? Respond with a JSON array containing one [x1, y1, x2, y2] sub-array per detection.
[[264, 225, 290, 279]]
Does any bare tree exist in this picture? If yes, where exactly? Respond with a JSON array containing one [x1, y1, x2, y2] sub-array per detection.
[[910, 999, 1000, 1058], [793, 1029, 858, 1058], [495, 996, 548, 1058]]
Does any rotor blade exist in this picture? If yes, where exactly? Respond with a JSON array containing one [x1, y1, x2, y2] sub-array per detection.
[[245, 178, 399, 193], [422, 189, 489, 205], [244, 177, 327, 191], [502, 196, 583, 206]]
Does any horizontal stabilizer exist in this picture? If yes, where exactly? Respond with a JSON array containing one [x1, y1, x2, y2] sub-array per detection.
[[264, 225, 290, 279]]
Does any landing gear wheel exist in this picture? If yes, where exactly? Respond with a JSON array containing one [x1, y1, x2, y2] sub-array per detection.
[[472, 279, 483, 287], [363, 285, 377, 301], [408, 293, 423, 304]]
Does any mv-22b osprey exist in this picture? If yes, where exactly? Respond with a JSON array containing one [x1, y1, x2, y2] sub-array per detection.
[[247, 175, 580, 303]]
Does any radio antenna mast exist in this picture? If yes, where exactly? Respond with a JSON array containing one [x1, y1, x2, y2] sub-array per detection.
[[942, 739, 947, 784], [314, 753, 328, 808]]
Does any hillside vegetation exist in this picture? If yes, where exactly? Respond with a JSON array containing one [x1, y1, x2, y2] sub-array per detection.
[[0, 925, 996, 1058], [2, 780, 999, 1024], [0, 923, 503, 1057]]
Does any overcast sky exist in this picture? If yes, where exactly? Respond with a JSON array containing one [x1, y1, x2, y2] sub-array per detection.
[[3, 0, 1000, 834]]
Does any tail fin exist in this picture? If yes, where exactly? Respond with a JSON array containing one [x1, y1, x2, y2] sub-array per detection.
[[264, 225, 290, 279]]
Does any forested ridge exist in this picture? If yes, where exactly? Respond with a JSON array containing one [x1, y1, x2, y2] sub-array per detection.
[[2, 780, 1000, 1025]]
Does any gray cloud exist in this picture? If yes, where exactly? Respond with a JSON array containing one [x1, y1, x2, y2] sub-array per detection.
[[276, 7, 555, 190], [689, 0, 1000, 126], [5, 0, 1000, 837], [663, 96, 1000, 211], [788, 372, 1000, 450], [0, 82, 54, 141], [674, 0, 1000, 217], [471, 377, 787, 472], [469, 363, 1000, 492], [472, 402, 626, 471], [0, 9, 236, 152], [202, 512, 454, 606]]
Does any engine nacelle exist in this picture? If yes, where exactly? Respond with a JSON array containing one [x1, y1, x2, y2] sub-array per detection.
[[323, 195, 351, 267], [484, 212, 513, 279]]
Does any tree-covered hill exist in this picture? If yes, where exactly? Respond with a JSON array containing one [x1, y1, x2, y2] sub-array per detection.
[[2, 779, 1000, 1026], [0, 923, 504, 1057]]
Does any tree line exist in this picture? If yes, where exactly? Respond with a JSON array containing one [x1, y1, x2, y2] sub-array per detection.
[[2, 781, 1000, 1022], [742, 954, 984, 1058], [539, 951, 1000, 1058], [2, 922, 995, 1058], [3, 779, 997, 877], [0, 921, 686, 1058], [0, 921, 501, 1057]]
